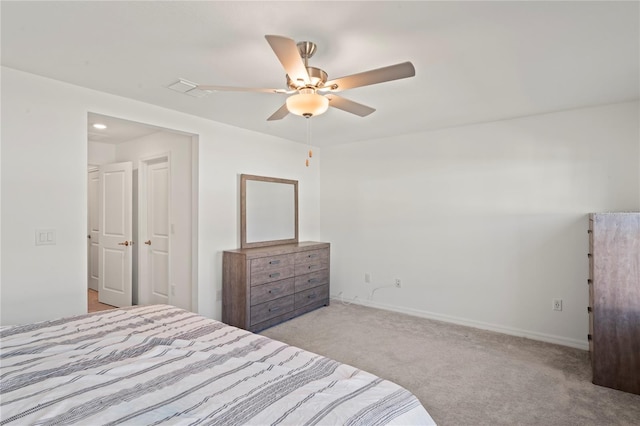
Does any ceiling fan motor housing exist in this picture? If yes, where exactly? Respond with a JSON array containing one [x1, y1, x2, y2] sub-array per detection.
[[287, 67, 328, 90], [297, 41, 317, 60]]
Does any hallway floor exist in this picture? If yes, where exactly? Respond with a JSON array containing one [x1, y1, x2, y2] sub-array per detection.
[[88, 289, 116, 313]]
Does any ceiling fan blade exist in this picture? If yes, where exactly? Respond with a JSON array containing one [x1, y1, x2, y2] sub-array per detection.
[[267, 103, 290, 121], [323, 61, 415, 92], [197, 85, 289, 94], [326, 94, 376, 117], [265, 35, 311, 87]]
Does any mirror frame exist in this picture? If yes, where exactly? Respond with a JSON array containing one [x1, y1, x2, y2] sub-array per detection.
[[240, 174, 299, 249]]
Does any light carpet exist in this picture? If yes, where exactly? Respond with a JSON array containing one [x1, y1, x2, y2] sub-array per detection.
[[260, 302, 640, 425]]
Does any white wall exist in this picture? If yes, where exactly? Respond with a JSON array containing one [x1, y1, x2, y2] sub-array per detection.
[[1, 67, 321, 325], [4, 65, 636, 350], [320, 102, 640, 349], [115, 130, 193, 311], [88, 141, 116, 165]]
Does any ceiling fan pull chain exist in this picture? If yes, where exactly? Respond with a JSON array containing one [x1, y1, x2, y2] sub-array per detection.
[[305, 117, 312, 167], [308, 118, 313, 159]]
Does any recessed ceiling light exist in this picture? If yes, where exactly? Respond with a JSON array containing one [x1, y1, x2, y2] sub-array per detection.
[[92, 123, 107, 130]]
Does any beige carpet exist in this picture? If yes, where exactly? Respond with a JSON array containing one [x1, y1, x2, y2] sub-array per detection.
[[261, 302, 640, 426]]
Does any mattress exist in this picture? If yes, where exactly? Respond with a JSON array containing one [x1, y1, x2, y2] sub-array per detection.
[[0, 305, 435, 425]]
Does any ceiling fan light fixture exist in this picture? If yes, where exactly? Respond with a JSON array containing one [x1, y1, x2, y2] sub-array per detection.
[[286, 89, 329, 118]]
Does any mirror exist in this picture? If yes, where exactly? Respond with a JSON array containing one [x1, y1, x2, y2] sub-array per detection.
[[241, 174, 298, 249]]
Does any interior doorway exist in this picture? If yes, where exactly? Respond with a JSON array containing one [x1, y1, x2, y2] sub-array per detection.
[[87, 112, 197, 312]]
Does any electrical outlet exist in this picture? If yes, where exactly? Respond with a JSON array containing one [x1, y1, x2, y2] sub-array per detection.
[[395, 278, 402, 288], [365, 273, 371, 284], [553, 298, 562, 311]]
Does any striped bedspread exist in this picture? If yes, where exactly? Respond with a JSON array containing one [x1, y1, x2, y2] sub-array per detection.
[[1, 305, 435, 425]]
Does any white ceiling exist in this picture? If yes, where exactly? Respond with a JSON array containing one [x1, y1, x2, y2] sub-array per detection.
[[2, 1, 638, 147], [88, 113, 163, 144]]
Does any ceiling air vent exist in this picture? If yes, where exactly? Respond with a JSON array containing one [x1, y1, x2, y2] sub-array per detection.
[[168, 78, 209, 98]]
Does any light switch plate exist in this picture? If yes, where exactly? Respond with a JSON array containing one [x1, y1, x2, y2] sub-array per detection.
[[35, 229, 56, 245]]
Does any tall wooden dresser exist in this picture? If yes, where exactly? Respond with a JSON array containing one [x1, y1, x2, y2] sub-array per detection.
[[588, 213, 640, 395], [222, 242, 330, 332]]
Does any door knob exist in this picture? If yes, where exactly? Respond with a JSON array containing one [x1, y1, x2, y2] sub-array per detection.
[[144, 240, 152, 245], [118, 241, 129, 246]]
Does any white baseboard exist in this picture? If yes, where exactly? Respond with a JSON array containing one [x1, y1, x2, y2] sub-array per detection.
[[330, 295, 589, 351]]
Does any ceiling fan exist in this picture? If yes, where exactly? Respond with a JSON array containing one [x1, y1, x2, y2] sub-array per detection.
[[197, 35, 416, 121]]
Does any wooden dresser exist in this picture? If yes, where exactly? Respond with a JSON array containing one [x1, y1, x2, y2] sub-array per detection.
[[222, 242, 330, 332], [588, 213, 640, 395]]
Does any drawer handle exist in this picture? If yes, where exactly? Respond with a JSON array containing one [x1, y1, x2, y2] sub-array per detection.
[[587, 306, 592, 313], [308, 265, 317, 270], [307, 278, 320, 284], [269, 273, 280, 278], [307, 253, 318, 258], [587, 253, 592, 258], [587, 334, 592, 341], [308, 293, 317, 299], [269, 260, 281, 265], [587, 279, 592, 285], [269, 307, 281, 312], [587, 230, 592, 234]]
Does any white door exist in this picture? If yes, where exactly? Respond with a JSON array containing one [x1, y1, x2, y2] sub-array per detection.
[[98, 161, 133, 307], [87, 168, 100, 291], [139, 160, 170, 305]]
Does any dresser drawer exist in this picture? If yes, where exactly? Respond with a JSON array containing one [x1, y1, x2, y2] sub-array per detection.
[[251, 267, 294, 286], [251, 278, 294, 305], [295, 248, 329, 265], [251, 295, 294, 325], [295, 269, 329, 293], [295, 260, 327, 276], [252, 254, 295, 270], [295, 285, 329, 309]]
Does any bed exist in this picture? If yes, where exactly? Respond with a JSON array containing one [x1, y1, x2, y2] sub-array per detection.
[[1, 304, 435, 425]]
